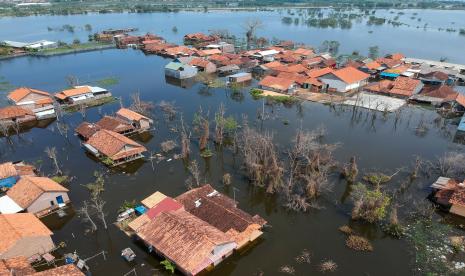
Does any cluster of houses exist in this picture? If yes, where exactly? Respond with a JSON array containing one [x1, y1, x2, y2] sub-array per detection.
[[75, 107, 152, 166], [120, 184, 266, 276], [108, 30, 465, 116], [0, 85, 112, 130], [0, 162, 83, 275]]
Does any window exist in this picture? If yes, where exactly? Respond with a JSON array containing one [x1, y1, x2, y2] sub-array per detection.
[[50, 201, 55, 206]]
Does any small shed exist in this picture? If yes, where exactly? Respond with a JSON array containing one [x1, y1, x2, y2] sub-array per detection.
[[228, 72, 252, 83], [218, 65, 240, 76]]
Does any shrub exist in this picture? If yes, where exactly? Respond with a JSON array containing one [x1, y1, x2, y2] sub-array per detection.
[[346, 235, 373, 251], [351, 183, 390, 223], [319, 260, 337, 272], [338, 225, 353, 235]]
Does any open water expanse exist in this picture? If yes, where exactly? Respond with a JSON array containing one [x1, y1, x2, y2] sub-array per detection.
[[1, 8, 465, 276]]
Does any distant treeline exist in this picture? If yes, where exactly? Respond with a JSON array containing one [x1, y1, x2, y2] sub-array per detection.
[[1, 0, 465, 17]]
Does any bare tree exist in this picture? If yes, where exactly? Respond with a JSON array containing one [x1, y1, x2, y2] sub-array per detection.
[[243, 19, 263, 49], [66, 75, 79, 87], [92, 197, 107, 229], [186, 160, 201, 189], [434, 151, 465, 179], [342, 156, 358, 183], [193, 108, 209, 151], [160, 140, 177, 153], [237, 126, 283, 193], [214, 103, 226, 145], [130, 93, 154, 117], [45, 147, 62, 175], [180, 115, 191, 160], [157, 100, 177, 121], [78, 104, 86, 118], [77, 200, 97, 232]]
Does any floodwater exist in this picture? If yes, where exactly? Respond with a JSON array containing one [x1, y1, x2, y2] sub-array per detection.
[[0, 9, 465, 276]]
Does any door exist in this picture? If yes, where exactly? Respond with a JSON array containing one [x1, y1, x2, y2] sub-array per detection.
[[56, 195, 64, 204]]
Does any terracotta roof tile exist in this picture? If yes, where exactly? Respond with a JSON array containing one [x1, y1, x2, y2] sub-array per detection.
[[306, 67, 334, 78], [176, 184, 266, 233], [136, 209, 234, 275], [8, 87, 50, 103], [329, 67, 370, 84], [56, 86, 92, 99], [0, 213, 52, 254], [421, 85, 458, 100], [86, 130, 146, 160], [0, 162, 17, 179], [95, 116, 135, 133], [116, 108, 149, 122], [450, 188, 465, 207], [258, 76, 295, 91], [389, 77, 422, 97], [0, 106, 34, 120], [0, 256, 35, 275], [30, 264, 84, 276], [365, 79, 393, 93], [7, 176, 68, 209], [75, 122, 101, 140]]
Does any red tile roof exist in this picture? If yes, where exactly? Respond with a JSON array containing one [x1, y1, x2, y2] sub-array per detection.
[[8, 87, 50, 103], [116, 108, 150, 121], [306, 67, 334, 78], [0, 106, 34, 120], [146, 197, 183, 219], [259, 76, 295, 91], [329, 67, 370, 84], [390, 77, 422, 97], [86, 129, 147, 160]]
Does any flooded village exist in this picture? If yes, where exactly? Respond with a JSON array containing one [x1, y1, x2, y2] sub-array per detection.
[[2, 4, 465, 276]]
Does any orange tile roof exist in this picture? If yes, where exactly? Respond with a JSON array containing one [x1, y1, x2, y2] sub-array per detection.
[[0, 106, 34, 120], [449, 188, 465, 207], [0, 213, 52, 254], [116, 108, 149, 121], [136, 209, 234, 276], [86, 129, 147, 160], [55, 86, 92, 100], [0, 162, 17, 179], [0, 256, 35, 275], [262, 61, 283, 69], [8, 87, 50, 103], [259, 76, 295, 91], [306, 67, 334, 78], [389, 77, 422, 97], [7, 176, 68, 209], [329, 67, 370, 84], [365, 61, 382, 70], [365, 79, 393, 93], [188, 57, 213, 68], [199, 49, 221, 56], [293, 48, 314, 56], [421, 85, 458, 101], [389, 53, 405, 60], [30, 264, 84, 276], [277, 72, 308, 85]]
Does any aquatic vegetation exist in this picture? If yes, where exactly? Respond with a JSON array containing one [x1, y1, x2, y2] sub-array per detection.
[[346, 235, 373, 251], [160, 140, 177, 153], [319, 260, 337, 272], [160, 259, 176, 274], [338, 225, 354, 235], [95, 77, 119, 87], [351, 182, 391, 223]]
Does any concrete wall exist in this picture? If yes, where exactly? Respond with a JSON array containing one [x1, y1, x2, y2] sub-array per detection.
[[1, 236, 55, 259], [26, 191, 69, 215]]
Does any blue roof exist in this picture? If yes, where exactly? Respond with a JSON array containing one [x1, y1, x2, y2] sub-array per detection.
[[458, 116, 465, 132], [135, 205, 147, 215], [380, 72, 400, 78]]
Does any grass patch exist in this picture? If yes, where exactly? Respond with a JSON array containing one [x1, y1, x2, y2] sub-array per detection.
[[95, 77, 119, 87], [51, 175, 69, 184], [250, 88, 264, 99], [32, 42, 113, 56]]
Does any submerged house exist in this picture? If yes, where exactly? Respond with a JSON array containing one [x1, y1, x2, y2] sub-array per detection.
[[0, 106, 36, 126], [7, 87, 55, 119], [116, 108, 153, 131], [125, 186, 266, 275], [1, 176, 69, 217], [430, 177, 465, 217], [228, 72, 252, 84], [188, 57, 217, 73], [258, 76, 296, 94], [0, 161, 36, 189], [165, 61, 198, 80], [176, 184, 267, 249], [388, 77, 423, 98], [95, 116, 136, 135], [318, 66, 370, 94], [54, 85, 111, 105], [0, 213, 54, 259], [84, 129, 147, 166]]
